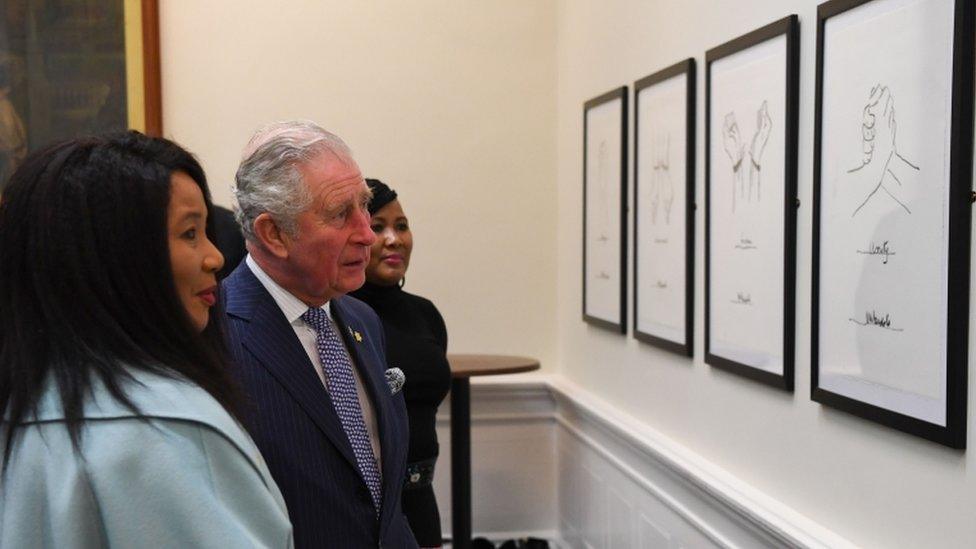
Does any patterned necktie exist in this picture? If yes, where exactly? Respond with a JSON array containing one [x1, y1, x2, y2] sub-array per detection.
[[302, 307, 382, 514]]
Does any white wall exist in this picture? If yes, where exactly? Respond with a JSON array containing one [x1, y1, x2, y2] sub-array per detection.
[[158, 0, 559, 366], [555, 1, 976, 548], [157, 1, 976, 547]]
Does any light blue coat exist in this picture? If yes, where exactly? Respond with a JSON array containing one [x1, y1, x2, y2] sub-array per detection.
[[0, 368, 294, 548]]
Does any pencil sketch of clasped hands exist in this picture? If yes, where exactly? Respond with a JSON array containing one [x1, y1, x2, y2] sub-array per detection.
[[847, 84, 919, 217]]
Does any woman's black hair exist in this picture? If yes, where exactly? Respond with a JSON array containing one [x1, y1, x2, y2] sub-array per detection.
[[0, 131, 238, 467]]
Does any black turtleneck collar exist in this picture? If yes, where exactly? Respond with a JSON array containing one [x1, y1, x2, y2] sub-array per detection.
[[352, 280, 403, 307]]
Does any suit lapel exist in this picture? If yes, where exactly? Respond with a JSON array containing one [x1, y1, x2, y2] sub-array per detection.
[[227, 266, 359, 471]]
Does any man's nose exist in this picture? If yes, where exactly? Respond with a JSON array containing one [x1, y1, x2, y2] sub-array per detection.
[[355, 209, 377, 245]]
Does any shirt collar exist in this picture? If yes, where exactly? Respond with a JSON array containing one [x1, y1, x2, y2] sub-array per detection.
[[245, 254, 331, 323]]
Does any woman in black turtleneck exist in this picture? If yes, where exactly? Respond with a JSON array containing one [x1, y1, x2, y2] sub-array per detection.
[[352, 179, 451, 548]]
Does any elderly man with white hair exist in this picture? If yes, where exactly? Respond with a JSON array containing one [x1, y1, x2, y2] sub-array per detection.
[[222, 120, 418, 549]]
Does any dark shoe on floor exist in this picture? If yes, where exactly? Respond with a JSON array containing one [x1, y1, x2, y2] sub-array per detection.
[[498, 538, 549, 549], [471, 537, 496, 549]]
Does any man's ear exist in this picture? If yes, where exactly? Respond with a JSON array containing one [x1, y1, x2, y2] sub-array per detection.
[[253, 213, 290, 259]]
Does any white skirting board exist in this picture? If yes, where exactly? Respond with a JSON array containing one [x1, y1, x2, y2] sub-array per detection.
[[432, 375, 854, 549]]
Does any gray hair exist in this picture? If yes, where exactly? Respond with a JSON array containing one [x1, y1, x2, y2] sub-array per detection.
[[233, 120, 353, 241]]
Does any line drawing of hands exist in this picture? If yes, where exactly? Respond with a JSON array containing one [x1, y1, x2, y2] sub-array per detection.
[[847, 84, 919, 217], [722, 112, 745, 166], [748, 100, 772, 202], [850, 85, 893, 173], [596, 140, 610, 241], [722, 112, 746, 211], [750, 100, 772, 161], [650, 133, 674, 225]]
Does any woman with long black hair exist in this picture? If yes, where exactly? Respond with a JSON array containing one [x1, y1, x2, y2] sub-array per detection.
[[0, 132, 292, 548]]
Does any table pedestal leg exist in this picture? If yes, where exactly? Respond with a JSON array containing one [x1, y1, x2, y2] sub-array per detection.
[[450, 377, 471, 549]]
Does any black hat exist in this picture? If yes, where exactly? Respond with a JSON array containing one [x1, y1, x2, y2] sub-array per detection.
[[366, 178, 397, 215]]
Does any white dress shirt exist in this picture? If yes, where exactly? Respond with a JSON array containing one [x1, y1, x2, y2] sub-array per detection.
[[246, 255, 382, 471]]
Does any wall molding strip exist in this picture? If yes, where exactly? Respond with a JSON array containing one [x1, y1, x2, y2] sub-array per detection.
[[438, 375, 855, 549]]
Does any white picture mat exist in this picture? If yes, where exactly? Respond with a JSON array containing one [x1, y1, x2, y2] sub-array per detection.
[[708, 35, 787, 373], [818, 0, 954, 425], [585, 98, 624, 325], [636, 73, 688, 343]]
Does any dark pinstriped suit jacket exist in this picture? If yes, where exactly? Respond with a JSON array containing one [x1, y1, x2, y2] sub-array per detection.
[[222, 263, 418, 549]]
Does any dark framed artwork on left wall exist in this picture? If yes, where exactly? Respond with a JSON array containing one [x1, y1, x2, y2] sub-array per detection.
[[583, 86, 628, 334], [0, 0, 161, 187]]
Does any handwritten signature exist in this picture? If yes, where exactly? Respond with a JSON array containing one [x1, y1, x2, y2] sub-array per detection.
[[848, 309, 904, 332], [731, 292, 752, 305], [734, 237, 757, 251], [856, 240, 895, 264]]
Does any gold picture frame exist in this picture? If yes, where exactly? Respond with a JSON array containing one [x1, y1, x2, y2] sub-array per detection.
[[123, 0, 162, 136]]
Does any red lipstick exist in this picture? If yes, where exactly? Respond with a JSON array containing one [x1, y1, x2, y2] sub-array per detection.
[[197, 286, 218, 306]]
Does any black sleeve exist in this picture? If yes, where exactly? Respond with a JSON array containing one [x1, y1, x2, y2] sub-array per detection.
[[422, 298, 448, 352]]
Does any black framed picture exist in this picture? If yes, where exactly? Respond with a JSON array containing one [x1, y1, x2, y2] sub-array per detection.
[[583, 86, 627, 333], [705, 16, 799, 390], [583, 86, 628, 333], [633, 59, 695, 356], [812, 0, 973, 448]]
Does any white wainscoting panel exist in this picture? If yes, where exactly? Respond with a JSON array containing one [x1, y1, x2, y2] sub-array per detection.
[[434, 379, 561, 542], [431, 375, 852, 548]]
